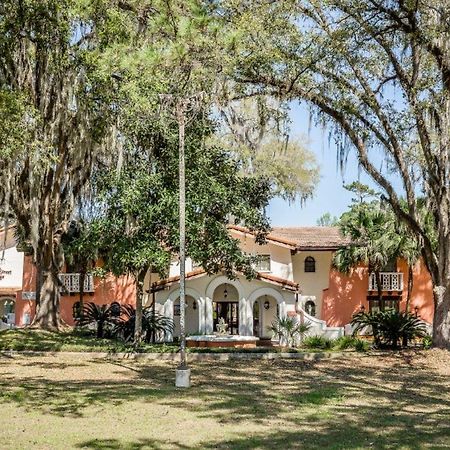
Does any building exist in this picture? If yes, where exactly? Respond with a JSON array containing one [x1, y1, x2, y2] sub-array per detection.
[[150, 226, 434, 340], [3, 225, 434, 335], [0, 226, 24, 327]]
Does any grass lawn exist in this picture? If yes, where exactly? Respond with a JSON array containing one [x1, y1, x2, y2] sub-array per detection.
[[0, 330, 361, 354], [0, 350, 449, 449]]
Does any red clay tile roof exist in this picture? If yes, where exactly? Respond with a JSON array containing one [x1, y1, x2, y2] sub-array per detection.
[[151, 269, 299, 292], [256, 273, 299, 291], [270, 227, 351, 250], [227, 225, 298, 249]]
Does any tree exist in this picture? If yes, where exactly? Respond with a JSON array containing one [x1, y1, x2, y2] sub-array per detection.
[[316, 213, 338, 227], [86, 117, 271, 345], [225, 0, 450, 347], [0, 1, 143, 329], [333, 201, 402, 305]]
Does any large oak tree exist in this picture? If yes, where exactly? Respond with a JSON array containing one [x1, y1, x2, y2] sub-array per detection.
[[224, 0, 450, 347]]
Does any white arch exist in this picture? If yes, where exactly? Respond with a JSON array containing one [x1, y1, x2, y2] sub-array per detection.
[[205, 275, 244, 301], [247, 287, 287, 337], [164, 287, 203, 340]]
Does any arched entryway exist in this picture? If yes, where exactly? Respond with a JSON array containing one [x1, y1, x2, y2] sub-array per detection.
[[248, 288, 287, 338], [212, 283, 239, 335], [0, 297, 15, 325], [173, 295, 201, 337]]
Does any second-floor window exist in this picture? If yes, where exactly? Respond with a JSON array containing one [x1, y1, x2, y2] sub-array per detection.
[[304, 256, 316, 273], [254, 255, 271, 272]]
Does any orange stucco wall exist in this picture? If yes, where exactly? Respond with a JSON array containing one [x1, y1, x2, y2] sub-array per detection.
[[321, 258, 434, 327], [15, 256, 136, 326]]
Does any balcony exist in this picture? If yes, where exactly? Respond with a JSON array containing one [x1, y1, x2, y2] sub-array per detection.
[[59, 273, 94, 294], [368, 272, 403, 291]]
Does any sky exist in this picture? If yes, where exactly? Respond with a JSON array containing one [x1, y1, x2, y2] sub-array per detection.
[[267, 102, 390, 226]]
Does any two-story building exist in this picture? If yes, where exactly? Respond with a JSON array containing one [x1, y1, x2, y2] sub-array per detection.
[[6, 224, 434, 336], [150, 225, 434, 340]]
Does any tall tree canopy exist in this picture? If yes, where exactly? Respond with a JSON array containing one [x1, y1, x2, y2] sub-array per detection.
[[0, 1, 141, 328], [223, 0, 450, 347]]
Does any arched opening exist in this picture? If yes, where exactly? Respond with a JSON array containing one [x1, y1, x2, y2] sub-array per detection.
[[212, 284, 239, 335], [304, 256, 316, 272], [251, 295, 278, 338], [305, 300, 316, 317], [0, 297, 15, 325], [173, 295, 200, 338]]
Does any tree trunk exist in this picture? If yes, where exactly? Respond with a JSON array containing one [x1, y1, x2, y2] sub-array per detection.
[[30, 269, 62, 330], [30, 231, 65, 331], [375, 270, 383, 305], [134, 271, 144, 345], [432, 284, 450, 348], [405, 264, 414, 312]]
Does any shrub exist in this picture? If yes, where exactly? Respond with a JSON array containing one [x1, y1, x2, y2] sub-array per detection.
[[268, 317, 312, 347], [333, 335, 358, 350], [114, 305, 174, 343], [303, 335, 333, 350], [422, 334, 433, 349], [353, 339, 369, 352], [76, 302, 120, 338], [351, 309, 427, 349]]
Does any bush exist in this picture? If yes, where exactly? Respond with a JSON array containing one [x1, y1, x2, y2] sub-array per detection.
[[351, 309, 427, 349], [303, 335, 333, 350], [76, 302, 120, 338], [422, 334, 433, 349], [114, 305, 174, 343], [353, 339, 369, 352], [333, 336, 358, 350]]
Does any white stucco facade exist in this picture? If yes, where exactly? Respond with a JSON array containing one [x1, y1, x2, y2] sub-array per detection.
[[152, 228, 344, 341]]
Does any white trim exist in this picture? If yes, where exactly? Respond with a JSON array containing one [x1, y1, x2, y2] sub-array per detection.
[[205, 275, 244, 301], [247, 287, 288, 337]]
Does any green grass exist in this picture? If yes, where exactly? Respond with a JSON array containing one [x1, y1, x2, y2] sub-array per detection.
[[0, 329, 356, 354], [0, 329, 178, 353], [0, 350, 449, 449]]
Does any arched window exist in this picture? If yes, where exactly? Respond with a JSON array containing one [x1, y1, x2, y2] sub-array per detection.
[[304, 256, 316, 273], [305, 300, 316, 317]]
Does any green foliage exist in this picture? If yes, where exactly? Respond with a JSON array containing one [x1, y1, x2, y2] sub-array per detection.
[[114, 305, 174, 344], [351, 310, 427, 349], [268, 317, 312, 347], [76, 302, 121, 339], [316, 212, 338, 227], [353, 339, 370, 353], [302, 336, 333, 350], [422, 334, 433, 350]]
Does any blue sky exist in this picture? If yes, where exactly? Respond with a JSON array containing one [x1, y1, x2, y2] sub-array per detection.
[[267, 102, 388, 226]]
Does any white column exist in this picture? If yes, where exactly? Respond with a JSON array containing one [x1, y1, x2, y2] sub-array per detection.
[[197, 298, 204, 334], [278, 301, 287, 320], [164, 300, 174, 342], [205, 297, 213, 334], [239, 297, 250, 335]]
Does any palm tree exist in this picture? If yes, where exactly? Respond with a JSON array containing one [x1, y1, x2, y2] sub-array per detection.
[[333, 202, 400, 305]]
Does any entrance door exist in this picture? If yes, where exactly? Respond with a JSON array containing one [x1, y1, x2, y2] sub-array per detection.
[[253, 301, 260, 336], [213, 301, 239, 335]]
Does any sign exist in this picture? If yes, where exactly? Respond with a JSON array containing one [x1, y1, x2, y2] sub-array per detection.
[[0, 268, 12, 281], [22, 291, 36, 301]]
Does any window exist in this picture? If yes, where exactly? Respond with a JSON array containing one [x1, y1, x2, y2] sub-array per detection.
[[305, 300, 316, 317], [369, 297, 399, 313], [254, 255, 271, 272], [304, 256, 316, 273]]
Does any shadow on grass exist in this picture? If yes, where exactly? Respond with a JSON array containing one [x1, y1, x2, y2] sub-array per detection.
[[0, 351, 449, 448]]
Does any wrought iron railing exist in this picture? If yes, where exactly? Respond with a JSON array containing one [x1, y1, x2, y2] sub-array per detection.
[[58, 273, 94, 293], [368, 272, 403, 291]]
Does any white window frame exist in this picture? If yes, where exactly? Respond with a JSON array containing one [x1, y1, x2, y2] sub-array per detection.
[[254, 254, 271, 273]]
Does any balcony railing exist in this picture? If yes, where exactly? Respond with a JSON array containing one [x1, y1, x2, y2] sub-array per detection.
[[368, 272, 403, 291], [59, 273, 94, 294]]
